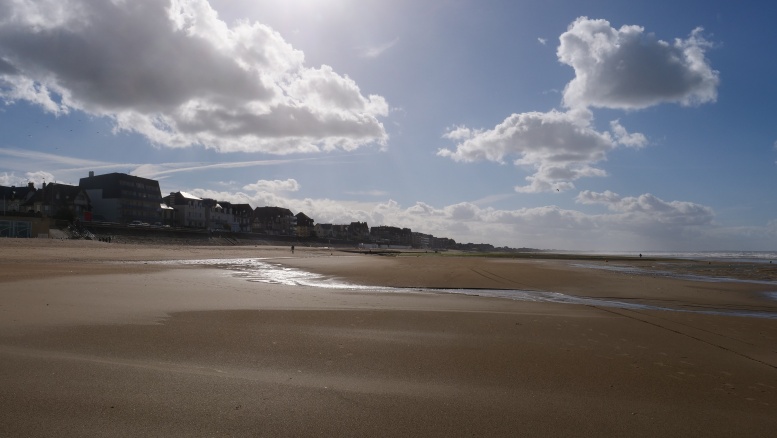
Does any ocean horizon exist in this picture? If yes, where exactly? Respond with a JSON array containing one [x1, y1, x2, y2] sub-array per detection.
[[561, 250, 777, 263]]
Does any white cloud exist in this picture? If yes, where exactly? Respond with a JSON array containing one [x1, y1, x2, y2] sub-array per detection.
[[442, 125, 475, 141], [575, 189, 621, 205], [0, 172, 20, 186], [27, 171, 58, 185], [446, 202, 479, 221], [610, 120, 648, 148], [576, 190, 714, 226], [439, 108, 632, 192], [0, 0, 388, 154], [359, 38, 400, 58], [130, 157, 310, 179], [558, 17, 719, 110], [0, 170, 61, 186], [438, 17, 716, 193], [537, 37, 547, 45], [439, 109, 608, 164], [243, 179, 300, 193]]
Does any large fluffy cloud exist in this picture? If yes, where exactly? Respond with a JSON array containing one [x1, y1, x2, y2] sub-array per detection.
[[438, 109, 645, 192], [0, 0, 388, 153], [439, 17, 716, 193], [559, 17, 719, 110]]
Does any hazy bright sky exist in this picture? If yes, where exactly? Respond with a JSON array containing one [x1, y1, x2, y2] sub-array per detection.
[[1, 0, 775, 251]]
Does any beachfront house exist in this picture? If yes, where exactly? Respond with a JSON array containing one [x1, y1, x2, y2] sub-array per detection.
[[203, 199, 239, 232], [313, 223, 333, 239], [1, 183, 51, 238], [348, 221, 370, 241], [252, 207, 296, 235], [160, 203, 175, 226], [412, 232, 433, 249], [432, 236, 457, 250], [231, 204, 254, 233], [1, 183, 37, 214], [370, 225, 413, 247], [295, 212, 314, 238], [330, 224, 349, 240], [23, 182, 91, 222], [164, 191, 206, 228]]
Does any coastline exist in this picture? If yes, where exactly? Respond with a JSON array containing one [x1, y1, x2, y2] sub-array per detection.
[[1, 239, 776, 436]]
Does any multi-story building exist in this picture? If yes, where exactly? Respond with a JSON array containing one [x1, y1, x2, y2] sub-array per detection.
[[1, 182, 37, 214], [313, 223, 333, 239], [412, 232, 433, 249], [79, 172, 162, 224], [204, 199, 239, 232], [1, 183, 49, 238], [370, 225, 412, 246], [253, 207, 296, 235], [432, 236, 457, 250], [295, 212, 314, 237], [164, 191, 206, 228], [348, 221, 370, 241], [160, 203, 175, 226], [24, 182, 91, 221], [331, 224, 349, 240], [231, 204, 254, 233]]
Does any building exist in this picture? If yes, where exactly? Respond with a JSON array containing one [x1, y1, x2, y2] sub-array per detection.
[[370, 225, 412, 246], [348, 221, 370, 241], [432, 236, 457, 250], [79, 172, 162, 224], [331, 224, 349, 240], [204, 199, 239, 232], [1, 183, 37, 214], [164, 192, 206, 228], [313, 223, 333, 239], [160, 203, 175, 226], [295, 212, 314, 237], [231, 204, 254, 233], [23, 182, 91, 221], [412, 232, 433, 249], [253, 207, 296, 235], [1, 182, 49, 238]]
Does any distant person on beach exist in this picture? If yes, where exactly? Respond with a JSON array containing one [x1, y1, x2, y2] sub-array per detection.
[[291, 245, 295, 254]]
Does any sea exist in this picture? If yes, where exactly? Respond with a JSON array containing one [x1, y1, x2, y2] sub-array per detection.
[[152, 256, 777, 320], [565, 250, 777, 264]]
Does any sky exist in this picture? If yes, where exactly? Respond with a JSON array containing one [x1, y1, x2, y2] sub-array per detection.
[[1, 0, 776, 251]]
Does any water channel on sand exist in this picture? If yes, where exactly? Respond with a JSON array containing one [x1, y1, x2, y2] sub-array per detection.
[[149, 258, 777, 320]]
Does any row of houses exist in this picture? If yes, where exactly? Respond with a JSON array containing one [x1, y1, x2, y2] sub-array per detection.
[[1, 171, 461, 248], [1, 181, 90, 221]]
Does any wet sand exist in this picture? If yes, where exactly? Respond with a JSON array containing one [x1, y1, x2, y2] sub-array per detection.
[[1, 239, 776, 437]]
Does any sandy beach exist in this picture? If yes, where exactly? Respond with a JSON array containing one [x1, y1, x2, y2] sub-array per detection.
[[1, 239, 776, 437]]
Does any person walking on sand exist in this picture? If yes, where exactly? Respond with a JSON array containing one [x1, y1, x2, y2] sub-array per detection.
[[291, 245, 295, 254]]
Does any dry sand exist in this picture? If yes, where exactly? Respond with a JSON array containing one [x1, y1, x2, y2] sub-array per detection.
[[1, 239, 776, 437]]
